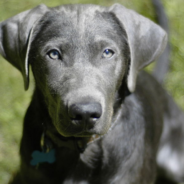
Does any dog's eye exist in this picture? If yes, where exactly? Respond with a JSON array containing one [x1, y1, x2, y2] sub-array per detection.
[[102, 49, 114, 59], [48, 50, 61, 60]]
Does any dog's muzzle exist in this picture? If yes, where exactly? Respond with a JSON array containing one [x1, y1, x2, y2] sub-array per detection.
[[68, 102, 102, 130]]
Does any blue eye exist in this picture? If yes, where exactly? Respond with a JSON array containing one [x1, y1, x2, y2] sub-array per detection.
[[48, 50, 61, 60], [102, 49, 114, 58]]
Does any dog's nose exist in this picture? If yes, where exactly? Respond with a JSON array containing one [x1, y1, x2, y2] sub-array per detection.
[[69, 102, 102, 129]]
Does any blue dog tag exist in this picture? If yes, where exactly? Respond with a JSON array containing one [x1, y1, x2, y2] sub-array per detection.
[[30, 149, 56, 166]]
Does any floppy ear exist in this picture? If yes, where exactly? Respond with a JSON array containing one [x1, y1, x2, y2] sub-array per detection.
[[110, 4, 167, 92], [0, 4, 49, 90]]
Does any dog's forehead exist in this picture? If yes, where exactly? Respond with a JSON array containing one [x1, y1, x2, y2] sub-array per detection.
[[34, 5, 122, 44]]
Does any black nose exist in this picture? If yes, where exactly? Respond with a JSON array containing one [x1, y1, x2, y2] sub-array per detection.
[[69, 102, 102, 129]]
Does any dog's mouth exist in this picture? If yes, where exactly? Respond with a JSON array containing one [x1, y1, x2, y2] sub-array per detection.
[[73, 130, 100, 137], [45, 128, 101, 152], [56, 122, 103, 138]]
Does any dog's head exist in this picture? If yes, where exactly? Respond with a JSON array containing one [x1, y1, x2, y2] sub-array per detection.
[[0, 4, 167, 137]]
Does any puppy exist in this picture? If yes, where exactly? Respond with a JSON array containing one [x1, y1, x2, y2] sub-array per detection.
[[0, 3, 183, 184]]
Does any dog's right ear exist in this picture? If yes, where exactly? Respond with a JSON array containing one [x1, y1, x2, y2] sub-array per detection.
[[0, 4, 49, 90]]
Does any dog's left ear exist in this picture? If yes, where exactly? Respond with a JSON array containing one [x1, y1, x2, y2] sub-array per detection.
[[0, 4, 49, 90], [110, 4, 167, 92]]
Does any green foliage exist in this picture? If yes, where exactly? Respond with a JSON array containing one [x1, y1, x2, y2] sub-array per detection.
[[163, 0, 184, 109], [0, 0, 183, 183]]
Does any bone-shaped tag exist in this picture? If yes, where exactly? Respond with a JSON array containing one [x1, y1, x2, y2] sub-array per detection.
[[30, 149, 56, 166]]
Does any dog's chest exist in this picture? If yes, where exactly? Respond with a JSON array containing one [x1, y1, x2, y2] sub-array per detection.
[[55, 125, 144, 184]]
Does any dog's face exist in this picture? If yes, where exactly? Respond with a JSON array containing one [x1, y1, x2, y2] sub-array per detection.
[[30, 6, 130, 137], [0, 4, 167, 137]]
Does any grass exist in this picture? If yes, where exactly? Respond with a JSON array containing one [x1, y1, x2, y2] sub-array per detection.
[[0, 0, 183, 183]]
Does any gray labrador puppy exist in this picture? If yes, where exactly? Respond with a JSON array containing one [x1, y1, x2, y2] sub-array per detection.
[[0, 3, 184, 184]]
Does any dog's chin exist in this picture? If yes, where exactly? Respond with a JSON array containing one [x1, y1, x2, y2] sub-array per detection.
[[56, 124, 110, 138], [73, 130, 106, 137], [53, 116, 112, 138], [59, 129, 106, 138]]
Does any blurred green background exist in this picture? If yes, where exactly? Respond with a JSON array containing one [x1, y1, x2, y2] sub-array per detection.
[[0, 0, 183, 183]]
